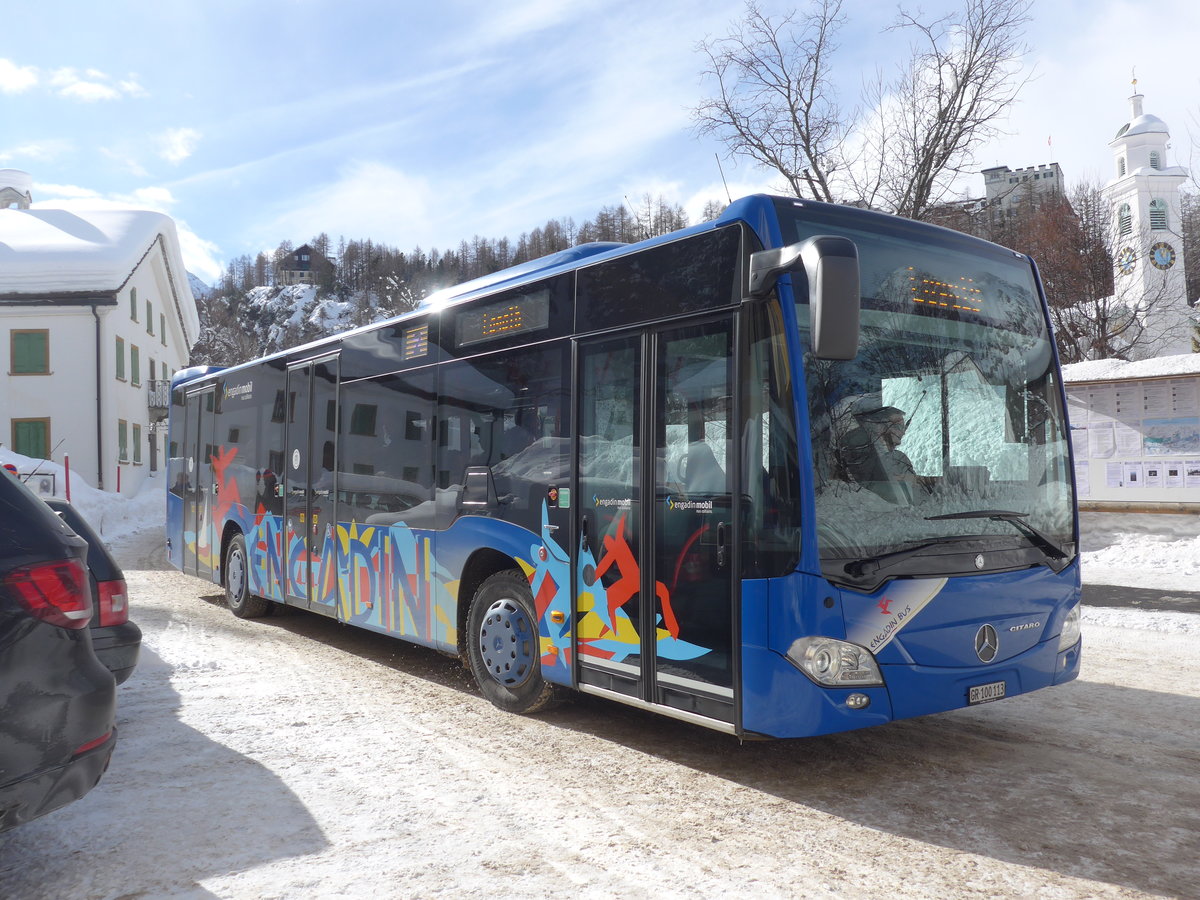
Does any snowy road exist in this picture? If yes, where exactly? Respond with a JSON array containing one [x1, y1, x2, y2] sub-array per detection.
[[1, 525, 1198, 899]]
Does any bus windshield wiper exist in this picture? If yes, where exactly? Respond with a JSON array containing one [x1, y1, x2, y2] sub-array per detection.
[[843, 536, 972, 579], [925, 509, 1067, 560]]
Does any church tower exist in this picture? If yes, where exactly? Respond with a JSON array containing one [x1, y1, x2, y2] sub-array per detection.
[[1103, 85, 1192, 357]]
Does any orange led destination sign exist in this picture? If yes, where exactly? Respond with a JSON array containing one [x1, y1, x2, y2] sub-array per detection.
[[457, 288, 551, 348], [908, 267, 983, 313]]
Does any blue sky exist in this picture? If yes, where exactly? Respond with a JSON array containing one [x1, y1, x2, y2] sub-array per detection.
[[3, 0, 1199, 285]]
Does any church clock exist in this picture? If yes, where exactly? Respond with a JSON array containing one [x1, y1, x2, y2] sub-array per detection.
[[1116, 246, 1137, 274], [1150, 241, 1177, 270]]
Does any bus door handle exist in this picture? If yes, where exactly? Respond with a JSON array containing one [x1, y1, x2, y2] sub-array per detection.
[[716, 521, 728, 569], [580, 514, 590, 552]]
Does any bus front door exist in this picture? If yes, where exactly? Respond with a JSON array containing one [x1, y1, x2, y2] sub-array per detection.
[[183, 386, 216, 581], [283, 356, 340, 615], [576, 319, 736, 726]]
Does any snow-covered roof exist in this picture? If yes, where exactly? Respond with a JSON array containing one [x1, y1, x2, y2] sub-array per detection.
[[0, 203, 199, 341], [1115, 113, 1169, 139], [1063, 353, 1200, 384]]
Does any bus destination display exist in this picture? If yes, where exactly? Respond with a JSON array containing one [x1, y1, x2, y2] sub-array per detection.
[[456, 289, 551, 348], [908, 267, 983, 313]]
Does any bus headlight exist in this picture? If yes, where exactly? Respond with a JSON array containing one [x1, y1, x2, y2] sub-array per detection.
[[786, 637, 883, 687], [1057, 603, 1081, 651]]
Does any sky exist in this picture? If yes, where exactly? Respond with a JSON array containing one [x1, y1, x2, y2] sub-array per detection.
[[3, 0, 1199, 287]]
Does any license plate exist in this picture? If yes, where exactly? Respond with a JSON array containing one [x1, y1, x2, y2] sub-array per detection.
[[969, 680, 1006, 705]]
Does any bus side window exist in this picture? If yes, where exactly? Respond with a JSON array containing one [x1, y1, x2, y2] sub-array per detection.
[[742, 302, 802, 576]]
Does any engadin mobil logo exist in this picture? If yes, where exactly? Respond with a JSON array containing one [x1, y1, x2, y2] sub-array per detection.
[[593, 495, 631, 509], [665, 495, 713, 513], [224, 380, 253, 402]]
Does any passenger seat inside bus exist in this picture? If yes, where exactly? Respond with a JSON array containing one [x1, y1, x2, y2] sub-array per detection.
[[685, 442, 725, 493]]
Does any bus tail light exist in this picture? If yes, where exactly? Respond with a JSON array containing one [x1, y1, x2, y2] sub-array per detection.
[[787, 637, 883, 687]]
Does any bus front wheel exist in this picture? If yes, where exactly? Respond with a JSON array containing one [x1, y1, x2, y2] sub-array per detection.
[[225, 533, 269, 619], [467, 570, 560, 714]]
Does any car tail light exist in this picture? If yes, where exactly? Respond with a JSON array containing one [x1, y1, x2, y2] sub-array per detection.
[[96, 578, 129, 626], [3, 557, 93, 629]]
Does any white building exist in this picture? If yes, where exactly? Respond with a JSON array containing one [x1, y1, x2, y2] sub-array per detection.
[[0, 169, 199, 494], [1101, 87, 1191, 357]]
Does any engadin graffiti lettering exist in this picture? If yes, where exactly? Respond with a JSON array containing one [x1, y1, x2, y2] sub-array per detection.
[[211, 444, 707, 677], [844, 578, 948, 654]]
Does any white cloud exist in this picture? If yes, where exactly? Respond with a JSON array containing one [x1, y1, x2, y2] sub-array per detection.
[[32, 181, 102, 201], [0, 139, 72, 164], [48, 66, 143, 102], [173, 222, 224, 285], [0, 58, 37, 94], [158, 128, 201, 164], [263, 161, 439, 250]]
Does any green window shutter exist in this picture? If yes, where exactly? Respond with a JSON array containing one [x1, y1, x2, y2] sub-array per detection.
[[131, 345, 140, 385], [133, 425, 142, 464], [12, 332, 48, 374], [13, 420, 48, 458], [116, 337, 125, 379]]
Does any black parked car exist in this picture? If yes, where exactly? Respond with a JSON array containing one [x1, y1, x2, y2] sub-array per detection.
[[0, 471, 117, 833], [44, 498, 141, 685]]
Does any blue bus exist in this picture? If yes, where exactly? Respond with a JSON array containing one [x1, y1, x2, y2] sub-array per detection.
[[166, 195, 1080, 738]]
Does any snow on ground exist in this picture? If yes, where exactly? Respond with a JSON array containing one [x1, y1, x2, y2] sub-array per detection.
[[1, 452, 1198, 898]]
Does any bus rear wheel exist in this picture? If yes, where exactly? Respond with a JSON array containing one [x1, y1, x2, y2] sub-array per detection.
[[467, 570, 560, 714], [225, 533, 269, 619]]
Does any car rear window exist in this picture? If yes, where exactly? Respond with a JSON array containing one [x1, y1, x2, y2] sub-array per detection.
[[0, 475, 75, 564]]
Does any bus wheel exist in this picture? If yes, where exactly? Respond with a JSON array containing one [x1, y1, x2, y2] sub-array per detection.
[[225, 533, 269, 619], [467, 570, 560, 714]]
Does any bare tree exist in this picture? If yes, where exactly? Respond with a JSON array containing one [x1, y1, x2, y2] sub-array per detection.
[[694, 0, 1032, 222], [694, 0, 847, 202], [860, 0, 1033, 220]]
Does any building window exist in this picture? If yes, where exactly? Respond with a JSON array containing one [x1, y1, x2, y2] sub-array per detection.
[[146, 300, 153, 333], [349, 403, 377, 436], [12, 418, 50, 459], [149, 358, 156, 381], [118, 420, 129, 463], [160, 314, 166, 345], [131, 345, 141, 386], [1150, 151, 1161, 170], [1149, 199, 1168, 230], [130, 287, 138, 321], [1118, 203, 1132, 237], [133, 424, 143, 464], [10, 329, 49, 375], [116, 336, 126, 380], [1118, 158, 1127, 177]]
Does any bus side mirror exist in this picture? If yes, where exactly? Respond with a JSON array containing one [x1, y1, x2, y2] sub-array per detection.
[[748, 235, 860, 361]]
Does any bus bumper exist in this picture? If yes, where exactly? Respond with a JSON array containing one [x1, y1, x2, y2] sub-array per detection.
[[740, 637, 1081, 740]]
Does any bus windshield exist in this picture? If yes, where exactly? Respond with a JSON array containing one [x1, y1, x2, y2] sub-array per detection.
[[776, 199, 1075, 581]]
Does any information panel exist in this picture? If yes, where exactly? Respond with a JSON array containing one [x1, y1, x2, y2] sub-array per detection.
[[1066, 376, 1200, 503]]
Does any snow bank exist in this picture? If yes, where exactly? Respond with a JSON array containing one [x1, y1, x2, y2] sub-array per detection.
[[0, 446, 164, 542]]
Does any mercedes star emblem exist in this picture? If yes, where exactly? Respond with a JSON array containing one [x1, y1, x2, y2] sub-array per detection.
[[975, 624, 999, 663], [974, 554, 985, 570]]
